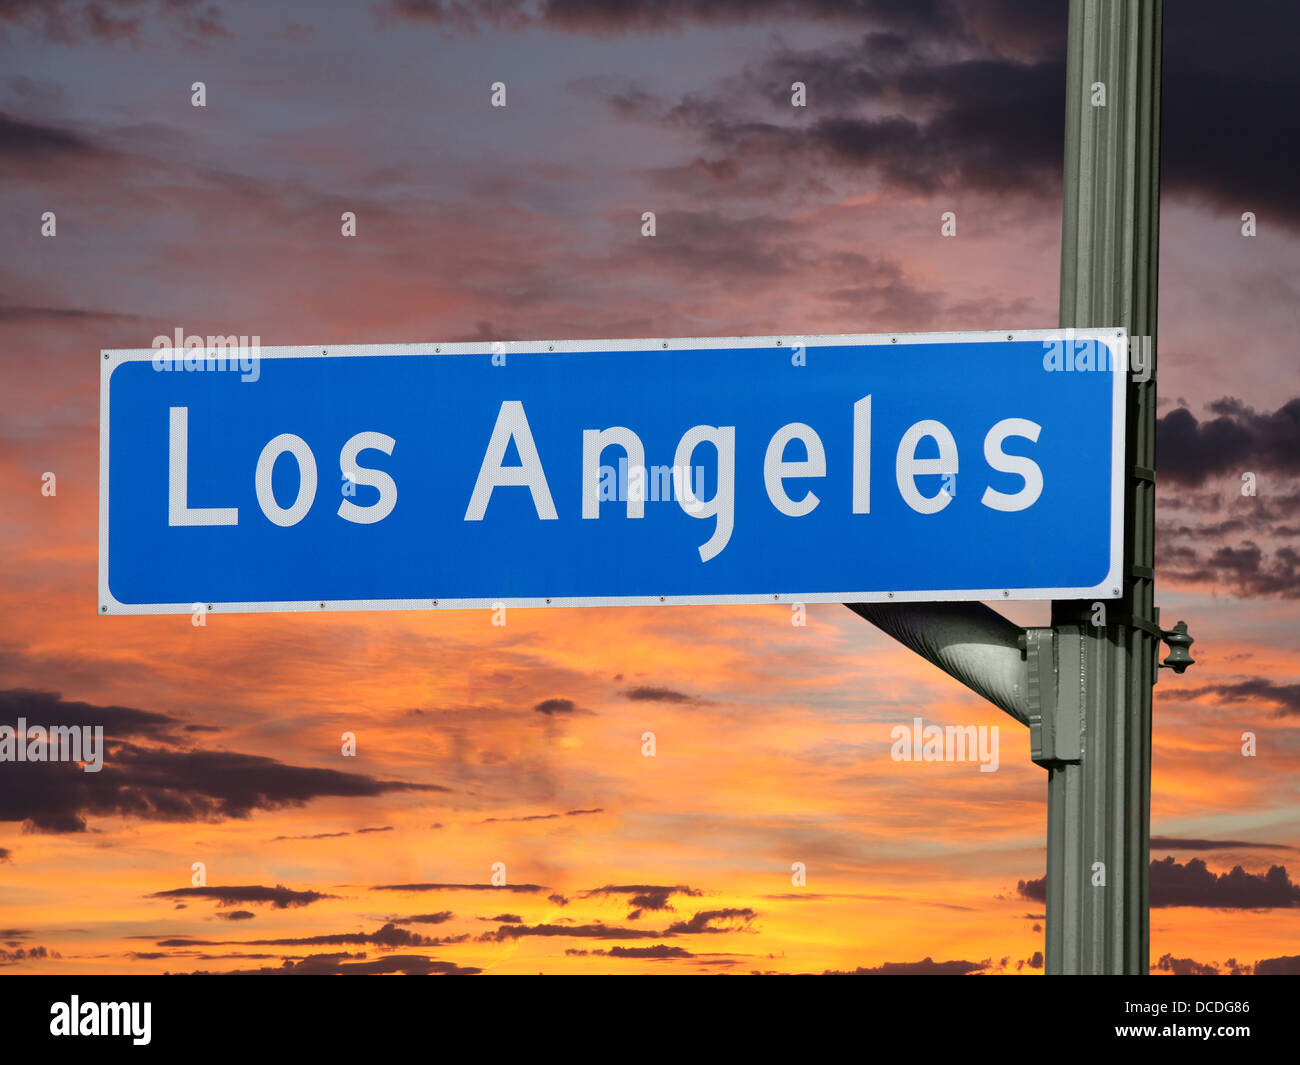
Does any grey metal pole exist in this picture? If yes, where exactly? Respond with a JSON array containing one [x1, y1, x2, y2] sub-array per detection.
[[1047, 0, 1162, 974]]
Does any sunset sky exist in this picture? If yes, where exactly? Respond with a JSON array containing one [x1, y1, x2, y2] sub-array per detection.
[[1, 0, 1298, 975]]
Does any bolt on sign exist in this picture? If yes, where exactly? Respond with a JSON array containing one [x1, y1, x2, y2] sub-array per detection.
[[98, 329, 1126, 614]]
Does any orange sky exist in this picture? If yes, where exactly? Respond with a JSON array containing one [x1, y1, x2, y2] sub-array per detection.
[[2, 0, 1298, 976]]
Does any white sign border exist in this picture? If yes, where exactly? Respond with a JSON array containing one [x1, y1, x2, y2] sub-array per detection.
[[99, 328, 1127, 615]]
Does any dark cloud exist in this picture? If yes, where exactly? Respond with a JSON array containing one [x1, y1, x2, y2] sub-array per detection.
[[215, 911, 256, 922], [0, 944, 52, 965], [385, 0, 969, 35], [484, 914, 523, 923], [1162, 541, 1300, 599], [0, 302, 140, 323], [1154, 953, 1219, 975], [698, 53, 1064, 198], [480, 922, 662, 941], [562, 21, 1063, 212], [0, 689, 178, 741], [479, 808, 602, 823], [0, 111, 104, 159], [663, 908, 756, 934], [608, 206, 941, 321], [1179, 679, 1300, 718], [1150, 858, 1300, 909], [952, 0, 1062, 54], [151, 924, 469, 949], [548, 893, 569, 907], [1157, 399, 1300, 486], [448, 320, 519, 343], [569, 944, 696, 958], [372, 882, 547, 893], [270, 831, 350, 841], [0, 0, 231, 44], [824, 956, 985, 975], [270, 825, 395, 841], [1157, 518, 1251, 541], [622, 686, 698, 703], [393, 912, 455, 924], [1161, 4, 1300, 230], [1255, 954, 1300, 975], [1, 745, 445, 834], [0, 691, 444, 833], [148, 885, 335, 910], [0, 848, 10, 863], [245, 924, 467, 949], [763, 892, 902, 901], [191, 953, 279, 961], [1022, 859, 1300, 908], [533, 698, 578, 716], [177, 952, 479, 975], [1150, 837, 1293, 852], [1251, 493, 1300, 523], [1018, 876, 1045, 902], [1157, 487, 1237, 516], [538, 0, 1300, 231], [582, 883, 703, 919], [608, 943, 694, 958]]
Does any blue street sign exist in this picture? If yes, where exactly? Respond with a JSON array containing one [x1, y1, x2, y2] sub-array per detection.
[[98, 330, 1126, 614]]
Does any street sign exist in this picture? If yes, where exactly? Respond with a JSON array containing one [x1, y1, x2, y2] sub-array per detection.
[[98, 329, 1126, 614]]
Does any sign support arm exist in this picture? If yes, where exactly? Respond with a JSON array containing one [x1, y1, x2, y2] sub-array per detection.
[[845, 602, 1030, 727]]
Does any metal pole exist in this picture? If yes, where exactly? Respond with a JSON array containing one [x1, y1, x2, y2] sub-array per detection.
[[1048, 0, 1162, 974]]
